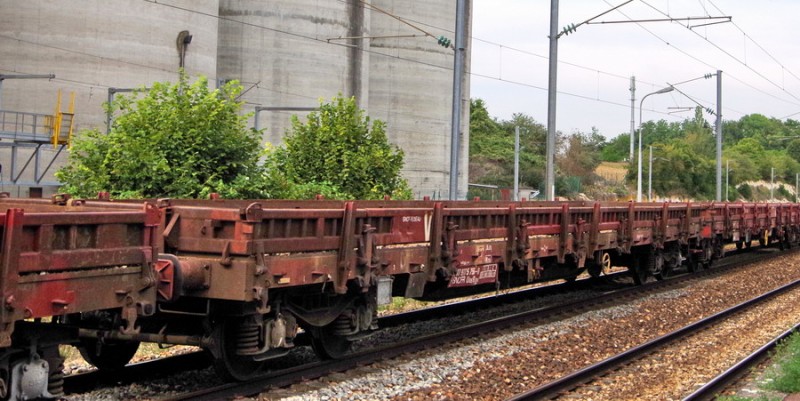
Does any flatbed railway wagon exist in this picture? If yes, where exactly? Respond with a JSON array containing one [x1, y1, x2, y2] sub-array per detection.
[[0, 195, 160, 400], [52, 197, 799, 381]]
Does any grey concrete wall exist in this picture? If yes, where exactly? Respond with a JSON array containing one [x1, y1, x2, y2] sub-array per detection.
[[217, 0, 368, 146], [1, 1, 470, 199], [0, 0, 219, 192], [368, 0, 470, 199]]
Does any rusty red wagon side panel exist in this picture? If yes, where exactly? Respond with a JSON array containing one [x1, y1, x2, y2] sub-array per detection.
[[0, 200, 160, 347]]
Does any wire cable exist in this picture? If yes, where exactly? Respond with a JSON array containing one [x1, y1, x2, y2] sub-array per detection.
[[640, 0, 800, 104]]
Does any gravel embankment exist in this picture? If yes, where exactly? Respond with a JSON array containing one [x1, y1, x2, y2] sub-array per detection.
[[258, 250, 800, 401], [562, 281, 800, 400], [62, 250, 800, 400]]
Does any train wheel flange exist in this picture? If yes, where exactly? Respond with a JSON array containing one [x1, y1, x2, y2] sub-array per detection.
[[310, 315, 354, 360], [212, 318, 265, 381]]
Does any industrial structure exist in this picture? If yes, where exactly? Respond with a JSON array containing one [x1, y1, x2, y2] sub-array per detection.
[[0, 0, 470, 198]]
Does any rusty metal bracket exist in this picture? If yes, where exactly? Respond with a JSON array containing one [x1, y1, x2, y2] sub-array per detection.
[[426, 202, 444, 282], [335, 202, 357, 294], [588, 202, 601, 256], [163, 212, 181, 249], [220, 241, 232, 267], [51, 193, 71, 205], [251, 286, 270, 314], [120, 302, 140, 335], [505, 204, 518, 272], [356, 224, 379, 292], [513, 220, 531, 270], [154, 255, 179, 303], [574, 218, 587, 268], [440, 221, 460, 278], [0, 209, 23, 346], [241, 202, 264, 222], [558, 204, 569, 264]]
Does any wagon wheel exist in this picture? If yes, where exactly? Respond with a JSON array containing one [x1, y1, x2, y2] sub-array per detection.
[[735, 240, 743, 250], [75, 311, 140, 371], [212, 318, 265, 381], [653, 252, 669, 281], [589, 252, 612, 278], [310, 320, 353, 360], [629, 253, 648, 285], [686, 251, 700, 272], [78, 338, 140, 371], [41, 345, 64, 398]]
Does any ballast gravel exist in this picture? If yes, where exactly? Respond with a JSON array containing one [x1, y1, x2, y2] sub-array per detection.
[[260, 249, 800, 401], [63, 249, 800, 400]]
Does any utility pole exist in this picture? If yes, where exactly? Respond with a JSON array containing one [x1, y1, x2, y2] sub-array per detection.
[[449, 0, 467, 200], [0, 74, 55, 110], [630, 76, 636, 163], [771, 167, 775, 202], [514, 126, 520, 201], [545, 0, 559, 201], [715, 70, 722, 201]]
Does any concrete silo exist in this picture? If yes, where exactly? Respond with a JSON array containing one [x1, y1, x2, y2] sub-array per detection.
[[217, 0, 371, 146], [0, 0, 219, 196], [367, 0, 470, 199], [217, 0, 470, 199]]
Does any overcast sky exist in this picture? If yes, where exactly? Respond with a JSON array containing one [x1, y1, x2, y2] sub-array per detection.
[[470, 0, 800, 139]]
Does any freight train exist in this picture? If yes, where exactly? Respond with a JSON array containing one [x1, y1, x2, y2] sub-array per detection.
[[0, 194, 796, 399]]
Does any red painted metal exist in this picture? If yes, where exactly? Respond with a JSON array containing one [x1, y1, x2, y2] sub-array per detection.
[[0, 199, 160, 350]]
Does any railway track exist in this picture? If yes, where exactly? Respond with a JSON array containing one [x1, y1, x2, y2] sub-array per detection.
[[64, 270, 626, 395], [59, 247, 784, 400], [141, 248, 783, 401], [684, 322, 800, 400], [505, 275, 800, 400]]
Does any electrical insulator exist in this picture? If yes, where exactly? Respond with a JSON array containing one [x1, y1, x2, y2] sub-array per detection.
[[704, 73, 714, 79], [560, 23, 578, 36], [437, 36, 452, 48]]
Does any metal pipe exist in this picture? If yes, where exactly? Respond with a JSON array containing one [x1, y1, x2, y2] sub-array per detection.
[[78, 328, 210, 348], [0, 74, 55, 111], [106, 88, 141, 134]]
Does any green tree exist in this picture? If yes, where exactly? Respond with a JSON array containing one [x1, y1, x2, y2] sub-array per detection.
[[559, 129, 604, 187], [600, 134, 629, 162], [263, 95, 411, 200], [468, 99, 546, 199], [56, 73, 265, 198]]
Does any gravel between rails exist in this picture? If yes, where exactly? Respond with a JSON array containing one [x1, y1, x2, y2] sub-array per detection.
[[559, 280, 800, 400], [63, 280, 607, 399], [251, 250, 800, 401], [61, 250, 798, 401]]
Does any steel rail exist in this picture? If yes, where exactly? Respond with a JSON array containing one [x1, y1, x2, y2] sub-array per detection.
[[157, 249, 786, 401], [504, 276, 800, 400], [682, 322, 800, 401]]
